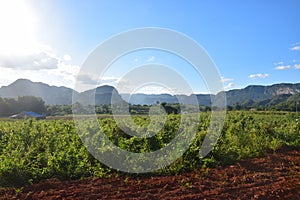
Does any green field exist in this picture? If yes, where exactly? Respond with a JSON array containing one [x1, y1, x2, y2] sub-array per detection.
[[0, 111, 299, 187]]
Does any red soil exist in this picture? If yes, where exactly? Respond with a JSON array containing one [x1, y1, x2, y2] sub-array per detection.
[[1, 147, 299, 200]]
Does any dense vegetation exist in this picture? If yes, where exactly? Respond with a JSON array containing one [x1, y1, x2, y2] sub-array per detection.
[[40, 94, 300, 116], [0, 111, 299, 187], [45, 93, 300, 115], [229, 93, 300, 111], [0, 92, 299, 117], [0, 96, 46, 117]]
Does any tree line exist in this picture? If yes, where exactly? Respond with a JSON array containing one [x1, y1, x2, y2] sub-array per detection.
[[0, 94, 299, 117], [0, 96, 46, 117], [228, 94, 300, 111]]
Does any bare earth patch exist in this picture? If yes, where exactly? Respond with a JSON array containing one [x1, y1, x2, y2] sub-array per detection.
[[1, 147, 299, 200]]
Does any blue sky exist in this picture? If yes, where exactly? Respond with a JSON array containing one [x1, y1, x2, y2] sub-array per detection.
[[0, 0, 299, 94]]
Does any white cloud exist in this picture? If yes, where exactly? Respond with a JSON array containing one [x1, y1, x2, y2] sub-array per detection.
[[146, 56, 156, 62], [0, 65, 77, 90], [0, 51, 59, 70], [0, 42, 81, 90], [274, 64, 300, 70], [0, 43, 78, 74], [48, 61, 80, 82], [220, 77, 234, 90], [274, 65, 291, 70], [76, 73, 99, 85], [224, 82, 234, 90], [99, 77, 119, 85], [294, 64, 300, 69], [249, 73, 270, 79], [220, 76, 233, 83], [63, 54, 72, 61], [76, 72, 119, 88], [274, 61, 283, 65], [290, 46, 300, 51]]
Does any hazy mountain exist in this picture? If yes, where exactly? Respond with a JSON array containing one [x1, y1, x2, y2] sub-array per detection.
[[224, 83, 300, 105], [121, 93, 178, 105], [75, 85, 125, 105], [119, 83, 300, 106], [0, 79, 76, 105], [121, 93, 212, 106], [0, 79, 300, 106], [0, 79, 125, 106]]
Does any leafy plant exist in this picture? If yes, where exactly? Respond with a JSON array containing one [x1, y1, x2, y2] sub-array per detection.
[[0, 111, 299, 187]]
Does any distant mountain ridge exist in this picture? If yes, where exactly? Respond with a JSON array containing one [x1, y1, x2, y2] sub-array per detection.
[[0, 79, 75, 105], [224, 83, 300, 105], [0, 79, 299, 106], [121, 93, 212, 106], [122, 83, 300, 106], [74, 85, 125, 105]]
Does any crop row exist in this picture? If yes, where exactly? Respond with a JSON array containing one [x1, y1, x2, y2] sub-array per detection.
[[0, 111, 299, 187]]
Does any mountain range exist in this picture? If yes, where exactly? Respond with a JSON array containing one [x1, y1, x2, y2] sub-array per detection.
[[0, 79, 299, 106], [0, 79, 75, 105]]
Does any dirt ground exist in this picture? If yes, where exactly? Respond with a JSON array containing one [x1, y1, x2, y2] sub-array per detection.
[[0, 147, 299, 200]]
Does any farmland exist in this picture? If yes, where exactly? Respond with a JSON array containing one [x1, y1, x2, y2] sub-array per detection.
[[0, 111, 299, 199]]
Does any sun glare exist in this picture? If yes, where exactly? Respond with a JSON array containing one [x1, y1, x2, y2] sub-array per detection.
[[0, 0, 38, 55]]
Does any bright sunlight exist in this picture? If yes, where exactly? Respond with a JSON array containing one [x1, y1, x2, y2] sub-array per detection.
[[0, 0, 38, 55]]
